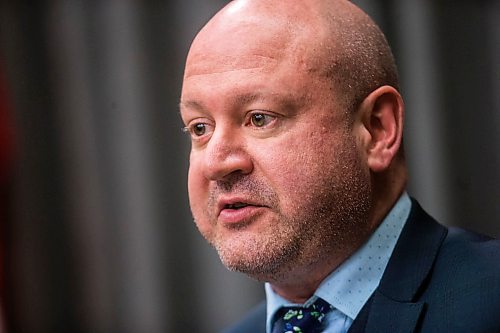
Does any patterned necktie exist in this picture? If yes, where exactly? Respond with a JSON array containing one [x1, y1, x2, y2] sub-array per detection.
[[272, 298, 332, 333]]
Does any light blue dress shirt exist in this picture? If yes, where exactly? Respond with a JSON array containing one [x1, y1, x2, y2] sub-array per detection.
[[265, 192, 412, 333]]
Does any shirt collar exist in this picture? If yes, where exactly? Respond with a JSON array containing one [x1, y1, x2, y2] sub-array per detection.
[[265, 192, 411, 330]]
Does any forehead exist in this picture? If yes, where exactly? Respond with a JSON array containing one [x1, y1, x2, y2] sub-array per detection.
[[181, 36, 326, 111], [185, 21, 296, 77], [180, 5, 338, 114]]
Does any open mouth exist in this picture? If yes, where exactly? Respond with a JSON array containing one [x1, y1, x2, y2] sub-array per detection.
[[224, 202, 250, 210], [217, 200, 266, 224]]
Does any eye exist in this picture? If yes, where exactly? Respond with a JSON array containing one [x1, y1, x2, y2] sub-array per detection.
[[192, 123, 206, 136], [249, 112, 276, 128], [183, 122, 213, 138]]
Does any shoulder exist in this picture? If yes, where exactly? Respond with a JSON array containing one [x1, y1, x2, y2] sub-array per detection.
[[421, 226, 500, 331], [434, 226, 500, 278], [406, 199, 500, 278], [387, 199, 500, 330], [220, 301, 266, 333]]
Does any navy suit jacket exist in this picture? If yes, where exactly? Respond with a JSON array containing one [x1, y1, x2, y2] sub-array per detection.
[[222, 200, 500, 332]]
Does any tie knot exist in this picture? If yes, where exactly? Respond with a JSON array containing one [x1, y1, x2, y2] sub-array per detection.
[[272, 298, 332, 333]]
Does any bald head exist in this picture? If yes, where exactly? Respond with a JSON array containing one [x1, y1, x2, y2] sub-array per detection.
[[186, 0, 399, 113]]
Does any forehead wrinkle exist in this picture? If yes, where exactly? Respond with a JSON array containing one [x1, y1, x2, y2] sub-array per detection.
[[184, 54, 279, 79]]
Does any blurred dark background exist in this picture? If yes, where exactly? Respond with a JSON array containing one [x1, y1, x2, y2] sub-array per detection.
[[0, 0, 498, 332]]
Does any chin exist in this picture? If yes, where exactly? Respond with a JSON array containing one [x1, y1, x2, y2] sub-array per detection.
[[213, 231, 301, 280]]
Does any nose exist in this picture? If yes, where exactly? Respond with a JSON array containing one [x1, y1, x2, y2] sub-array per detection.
[[202, 127, 253, 181]]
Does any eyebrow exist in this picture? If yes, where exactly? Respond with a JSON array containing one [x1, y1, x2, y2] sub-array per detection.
[[179, 92, 266, 113], [179, 90, 310, 116], [179, 99, 203, 112], [230, 92, 266, 105]]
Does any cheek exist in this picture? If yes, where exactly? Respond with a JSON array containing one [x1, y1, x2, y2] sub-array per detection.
[[188, 168, 216, 239], [187, 156, 209, 219], [254, 131, 341, 207]]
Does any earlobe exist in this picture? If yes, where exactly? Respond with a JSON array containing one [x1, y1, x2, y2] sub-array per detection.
[[358, 86, 404, 173]]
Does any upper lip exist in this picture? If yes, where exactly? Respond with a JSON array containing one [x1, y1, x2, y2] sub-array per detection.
[[216, 196, 266, 216]]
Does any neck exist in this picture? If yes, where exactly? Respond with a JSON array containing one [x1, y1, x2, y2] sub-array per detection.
[[267, 260, 342, 303], [369, 164, 408, 231], [266, 228, 372, 304], [268, 168, 408, 304]]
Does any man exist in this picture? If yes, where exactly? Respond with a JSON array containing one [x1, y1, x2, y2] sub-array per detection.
[[179, 0, 500, 332]]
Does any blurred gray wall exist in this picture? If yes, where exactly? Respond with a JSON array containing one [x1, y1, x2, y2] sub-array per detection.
[[0, 0, 498, 332]]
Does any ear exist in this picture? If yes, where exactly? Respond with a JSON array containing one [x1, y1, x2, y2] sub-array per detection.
[[356, 86, 404, 173]]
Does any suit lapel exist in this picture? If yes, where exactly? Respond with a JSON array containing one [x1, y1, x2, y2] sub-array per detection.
[[356, 292, 425, 333], [350, 199, 447, 332]]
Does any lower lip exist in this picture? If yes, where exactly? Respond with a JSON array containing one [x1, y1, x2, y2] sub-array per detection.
[[218, 206, 264, 225]]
